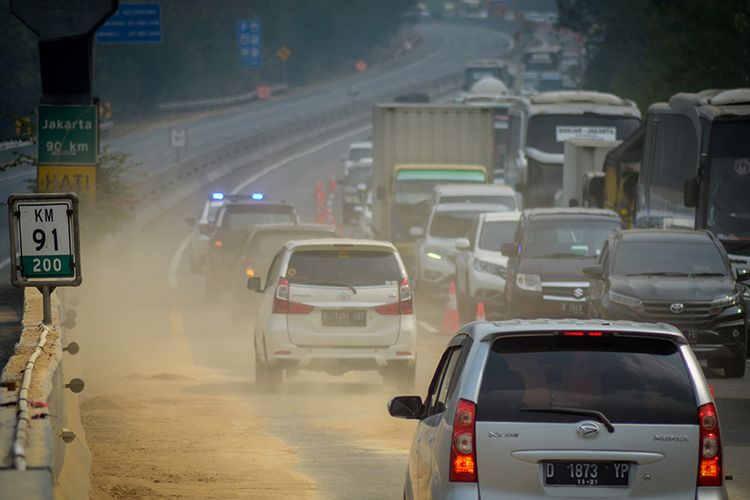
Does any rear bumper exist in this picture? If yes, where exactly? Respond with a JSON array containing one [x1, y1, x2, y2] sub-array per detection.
[[697, 486, 729, 500], [264, 316, 418, 368]]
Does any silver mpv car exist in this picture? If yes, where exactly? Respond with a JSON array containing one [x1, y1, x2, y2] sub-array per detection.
[[389, 319, 728, 499]]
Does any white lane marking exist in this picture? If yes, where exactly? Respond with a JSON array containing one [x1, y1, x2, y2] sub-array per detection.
[[167, 124, 371, 290], [167, 236, 191, 290], [418, 320, 438, 334], [0, 257, 9, 272]]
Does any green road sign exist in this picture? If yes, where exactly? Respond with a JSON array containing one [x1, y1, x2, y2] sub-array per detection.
[[38, 105, 98, 165]]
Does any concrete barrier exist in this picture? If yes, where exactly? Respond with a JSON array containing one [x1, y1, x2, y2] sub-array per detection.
[[0, 289, 90, 499]]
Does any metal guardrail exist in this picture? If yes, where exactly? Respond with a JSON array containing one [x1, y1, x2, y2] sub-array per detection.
[[156, 83, 290, 112]]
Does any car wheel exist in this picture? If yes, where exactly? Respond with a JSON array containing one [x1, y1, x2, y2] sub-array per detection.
[[254, 349, 267, 386], [724, 357, 746, 378]]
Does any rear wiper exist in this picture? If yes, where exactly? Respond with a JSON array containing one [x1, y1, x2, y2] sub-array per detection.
[[520, 406, 615, 433], [626, 272, 689, 277], [293, 280, 357, 294]]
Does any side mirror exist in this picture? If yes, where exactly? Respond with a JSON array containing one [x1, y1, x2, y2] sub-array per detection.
[[582, 265, 604, 279], [500, 242, 519, 258], [455, 238, 471, 251], [736, 267, 750, 283], [409, 226, 424, 237], [185, 217, 196, 226], [387, 395, 423, 419], [247, 277, 262, 292], [683, 177, 699, 208], [197, 224, 212, 237]]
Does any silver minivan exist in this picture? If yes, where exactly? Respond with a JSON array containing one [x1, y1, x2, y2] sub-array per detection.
[[389, 319, 728, 499]]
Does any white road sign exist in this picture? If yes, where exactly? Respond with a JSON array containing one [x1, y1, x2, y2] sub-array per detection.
[[8, 193, 81, 286], [556, 126, 617, 142], [170, 128, 187, 148]]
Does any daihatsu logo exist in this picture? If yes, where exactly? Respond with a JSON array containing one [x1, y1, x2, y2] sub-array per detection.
[[576, 422, 600, 438], [670, 303, 685, 314]]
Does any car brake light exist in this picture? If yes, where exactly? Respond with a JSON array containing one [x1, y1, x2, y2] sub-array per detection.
[[450, 399, 477, 482], [375, 277, 413, 315], [697, 403, 722, 487], [272, 277, 313, 314], [562, 331, 603, 337], [213, 240, 223, 248], [244, 257, 255, 278]]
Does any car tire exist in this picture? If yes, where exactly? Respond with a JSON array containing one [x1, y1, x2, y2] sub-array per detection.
[[254, 349, 267, 386], [724, 357, 746, 378]]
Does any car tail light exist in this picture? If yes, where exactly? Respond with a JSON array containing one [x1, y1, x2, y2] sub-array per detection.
[[213, 239, 223, 248], [697, 403, 722, 487], [272, 277, 313, 314], [375, 278, 413, 315], [450, 399, 477, 482]]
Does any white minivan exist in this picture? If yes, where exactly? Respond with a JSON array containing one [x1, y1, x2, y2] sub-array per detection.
[[248, 238, 417, 389]]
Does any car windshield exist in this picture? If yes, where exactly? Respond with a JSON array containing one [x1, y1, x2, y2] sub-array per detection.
[[479, 220, 519, 251], [478, 335, 697, 425], [613, 240, 728, 276], [221, 206, 296, 231], [429, 211, 485, 239], [394, 170, 487, 204], [706, 120, 750, 241], [346, 167, 371, 186], [348, 147, 371, 162], [524, 218, 620, 258], [439, 195, 516, 209], [286, 250, 401, 287], [526, 114, 641, 154]]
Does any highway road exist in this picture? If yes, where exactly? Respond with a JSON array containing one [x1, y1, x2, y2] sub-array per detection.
[[5, 18, 749, 499]]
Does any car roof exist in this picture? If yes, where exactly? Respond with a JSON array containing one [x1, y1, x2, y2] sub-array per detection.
[[459, 319, 686, 344], [283, 238, 396, 252], [247, 223, 337, 234], [434, 203, 510, 213], [349, 141, 372, 149], [220, 201, 295, 210], [481, 211, 522, 222], [434, 183, 516, 196], [615, 229, 713, 243], [523, 207, 619, 219]]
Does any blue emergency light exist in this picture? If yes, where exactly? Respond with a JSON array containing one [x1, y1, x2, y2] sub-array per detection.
[[251, 192, 265, 200], [211, 192, 225, 200]]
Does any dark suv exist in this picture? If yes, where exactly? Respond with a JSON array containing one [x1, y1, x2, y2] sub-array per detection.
[[501, 208, 622, 318], [205, 201, 299, 294], [584, 229, 750, 377]]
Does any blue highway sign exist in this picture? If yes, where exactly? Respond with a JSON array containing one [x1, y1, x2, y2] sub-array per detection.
[[237, 19, 262, 68], [96, 3, 162, 44]]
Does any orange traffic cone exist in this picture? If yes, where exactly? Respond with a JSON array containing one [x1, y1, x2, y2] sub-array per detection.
[[442, 281, 460, 334], [475, 301, 486, 321]]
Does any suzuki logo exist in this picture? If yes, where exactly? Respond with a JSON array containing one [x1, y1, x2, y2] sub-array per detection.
[[670, 303, 685, 314], [573, 288, 584, 299], [576, 422, 600, 438]]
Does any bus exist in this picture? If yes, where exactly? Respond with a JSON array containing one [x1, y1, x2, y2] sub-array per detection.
[[635, 88, 750, 263]]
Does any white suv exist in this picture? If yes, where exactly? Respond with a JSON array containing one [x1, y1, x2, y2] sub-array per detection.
[[455, 211, 521, 323], [341, 141, 372, 176], [248, 238, 417, 389]]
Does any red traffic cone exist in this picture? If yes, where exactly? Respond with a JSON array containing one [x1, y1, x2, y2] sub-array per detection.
[[442, 281, 460, 334], [475, 301, 486, 321]]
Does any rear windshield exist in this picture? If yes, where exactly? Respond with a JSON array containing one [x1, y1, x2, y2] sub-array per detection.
[[439, 195, 516, 210], [478, 334, 697, 425], [348, 147, 371, 162], [220, 206, 296, 230], [613, 241, 728, 276], [429, 211, 485, 239], [287, 249, 402, 287], [247, 230, 336, 257]]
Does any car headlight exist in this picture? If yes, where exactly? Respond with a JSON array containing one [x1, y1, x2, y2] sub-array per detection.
[[516, 273, 541, 292], [606, 291, 644, 312], [426, 250, 443, 260], [473, 258, 506, 277], [710, 292, 740, 313]]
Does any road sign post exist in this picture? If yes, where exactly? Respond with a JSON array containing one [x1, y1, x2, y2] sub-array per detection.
[[170, 128, 187, 162], [8, 193, 82, 324]]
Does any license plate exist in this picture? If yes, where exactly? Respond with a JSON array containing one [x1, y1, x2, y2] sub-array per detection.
[[543, 461, 630, 487], [321, 309, 367, 327], [560, 303, 585, 315]]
